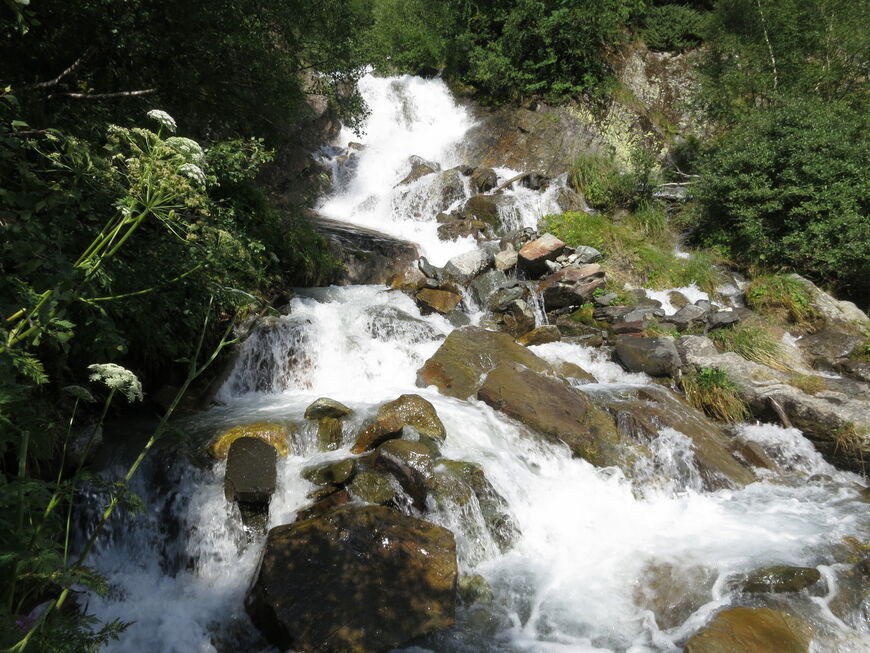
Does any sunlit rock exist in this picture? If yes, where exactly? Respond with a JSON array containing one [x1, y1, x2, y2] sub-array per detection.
[[208, 421, 291, 459], [684, 607, 812, 653]]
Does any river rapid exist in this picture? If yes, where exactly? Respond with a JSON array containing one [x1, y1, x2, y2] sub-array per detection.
[[80, 75, 870, 653]]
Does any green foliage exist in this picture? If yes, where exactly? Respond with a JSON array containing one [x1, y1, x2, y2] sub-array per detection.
[[745, 274, 818, 326], [693, 98, 869, 301], [681, 367, 749, 422], [542, 211, 721, 293], [642, 4, 705, 51], [709, 323, 790, 371], [569, 148, 660, 211]]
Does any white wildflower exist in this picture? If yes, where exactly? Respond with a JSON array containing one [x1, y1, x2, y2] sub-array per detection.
[[87, 363, 143, 403], [178, 162, 206, 186], [146, 109, 177, 134], [165, 137, 205, 165]]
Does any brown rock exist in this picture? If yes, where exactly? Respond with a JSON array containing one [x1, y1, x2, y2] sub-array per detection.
[[518, 233, 566, 276], [352, 394, 446, 454], [516, 325, 562, 346], [208, 422, 291, 459], [389, 265, 427, 292], [415, 288, 462, 314], [685, 607, 812, 653], [295, 489, 351, 521]]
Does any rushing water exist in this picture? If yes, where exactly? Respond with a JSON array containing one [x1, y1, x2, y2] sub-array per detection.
[[82, 75, 870, 653]]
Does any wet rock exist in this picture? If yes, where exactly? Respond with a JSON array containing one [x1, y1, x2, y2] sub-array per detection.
[[437, 219, 488, 241], [501, 299, 536, 337], [225, 437, 277, 508], [389, 264, 428, 292], [457, 574, 494, 606], [434, 168, 467, 211], [494, 247, 518, 271], [208, 422, 291, 459], [304, 398, 353, 420], [736, 565, 821, 594], [595, 305, 635, 322], [516, 325, 562, 346], [375, 440, 435, 510], [487, 285, 527, 312], [418, 257, 441, 280], [302, 458, 356, 487], [634, 562, 716, 630], [836, 359, 870, 383], [477, 363, 622, 465], [443, 249, 493, 285], [397, 156, 439, 185], [417, 326, 580, 399], [470, 269, 508, 306], [460, 194, 504, 229], [246, 505, 457, 652], [347, 470, 397, 504], [470, 167, 498, 192], [614, 337, 681, 377], [538, 264, 606, 310], [352, 394, 447, 454], [296, 488, 351, 521], [415, 288, 462, 315], [432, 460, 518, 551], [684, 606, 812, 653], [316, 417, 344, 452], [668, 290, 690, 309], [828, 556, 870, 629], [707, 309, 740, 329], [518, 233, 566, 277]]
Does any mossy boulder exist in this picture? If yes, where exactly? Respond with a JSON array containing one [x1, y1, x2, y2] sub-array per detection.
[[684, 607, 813, 653], [246, 505, 457, 652], [302, 458, 356, 487], [347, 470, 397, 505], [208, 421, 292, 459]]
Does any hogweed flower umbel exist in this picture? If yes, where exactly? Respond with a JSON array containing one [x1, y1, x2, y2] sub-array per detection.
[[88, 363, 143, 402], [178, 162, 206, 186], [146, 109, 177, 134]]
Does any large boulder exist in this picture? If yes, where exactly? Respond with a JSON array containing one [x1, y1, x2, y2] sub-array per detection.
[[538, 264, 606, 310], [224, 437, 278, 506], [518, 233, 566, 277], [352, 394, 446, 453], [443, 249, 493, 285], [469, 167, 498, 193], [614, 337, 681, 377], [477, 362, 623, 466], [246, 506, 457, 653], [416, 326, 581, 399], [208, 422, 291, 459], [459, 194, 506, 229], [684, 607, 813, 653], [304, 397, 353, 420]]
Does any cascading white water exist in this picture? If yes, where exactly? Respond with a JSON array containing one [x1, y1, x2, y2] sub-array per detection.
[[82, 75, 870, 653]]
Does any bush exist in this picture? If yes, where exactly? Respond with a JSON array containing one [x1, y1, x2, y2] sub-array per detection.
[[694, 98, 869, 303], [681, 367, 749, 422], [643, 4, 705, 51]]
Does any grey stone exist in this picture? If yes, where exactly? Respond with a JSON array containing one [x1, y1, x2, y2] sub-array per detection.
[[573, 246, 603, 264], [487, 286, 527, 312], [614, 337, 682, 377], [671, 304, 707, 327], [470, 269, 509, 306], [494, 248, 518, 271], [707, 310, 740, 329], [443, 249, 494, 285]]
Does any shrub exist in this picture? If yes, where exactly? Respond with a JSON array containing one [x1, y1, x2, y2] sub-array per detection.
[[681, 367, 749, 422], [642, 4, 705, 51], [745, 274, 818, 327]]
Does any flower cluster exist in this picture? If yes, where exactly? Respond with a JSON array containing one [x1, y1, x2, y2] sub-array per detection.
[[178, 162, 206, 186], [146, 109, 177, 134], [87, 363, 143, 402], [165, 137, 205, 166]]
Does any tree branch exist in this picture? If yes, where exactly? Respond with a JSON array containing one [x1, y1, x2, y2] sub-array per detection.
[[48, 88, 157, 100], [29, 49, 93, 89]]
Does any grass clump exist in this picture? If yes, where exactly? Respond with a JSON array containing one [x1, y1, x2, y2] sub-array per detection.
[[681, 367, 750, 423], [568, 302, 599, 326], [542, 211, 721, 294], [709, 323, 791, 371], [746, 274, 818, 327], [569, 152, 634, 210], [787, 374, 827, 395], [832, 423, 866, 472]]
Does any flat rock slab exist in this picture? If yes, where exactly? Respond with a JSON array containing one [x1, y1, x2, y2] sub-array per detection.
[[518, 233, 565, 276], [685, 606, 812, 653], [225, 437, 277, 505], [246, 505, 457, 653], [415, 288, 462, 314]]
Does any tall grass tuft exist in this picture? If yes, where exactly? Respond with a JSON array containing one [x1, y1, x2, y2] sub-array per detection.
[[709, 323, 791, 371], [681, 367, 750, 423]]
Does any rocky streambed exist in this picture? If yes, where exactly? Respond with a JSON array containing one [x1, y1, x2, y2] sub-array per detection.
[[78, 74, 870, 653]]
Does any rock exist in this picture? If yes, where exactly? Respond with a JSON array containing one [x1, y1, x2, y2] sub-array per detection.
[[313, 216, 419, 286], [573, 245, 603, 264], [470, 167, 498, 192], [675, 334, 719, 362], [397, 156, 439, 185], [797, 326, 865, 365], [470, 269, 508, 306], [389, 265, 428, 292], [538, 264, 606, 310], [555, 186, 588, 213], [295, 488, 351, 522], [445, 310, 471, 328], [494, 248, 518, 271], [457, 574, 494, 606], [352, 394, 447, 454], [622, 307, 665, 323], [789, 274, 869, 328], [437, 219, 487, 241], [225, 437, 277, 509], [304, 398, 353, 420], [684, 607, 812, 653], [707, 309, 740, 329], [417, 326, 580, 399], [836, 359, 870, 383], [614, 337, 681, 377], [302, 458, 356, 486], [418, 257, 441, 280], [594, 292, 617, 306], [246, 505, 457, 652], [415, 288, 462, 315], [460, 194, 504, 229], [347, 470, 397, 504], [487, 285, 527, 312], [516, 325, 562, 346], [501, 299, 536, 337], [434, 168, 468, 212], [736, 565, 821, 594], [316, 417, 344, 451], [208, 422, 291, 459], [518, 233, 566, 277], [610, 320, 648, 335], [671, 304, 708, 329], [634, 562, 716, 630], [375, 440, 435, 510], [443, 249, 493, 285], [477, 363, 622, 465], [595, 305, 635, 322], [828, 556, 870, 629]]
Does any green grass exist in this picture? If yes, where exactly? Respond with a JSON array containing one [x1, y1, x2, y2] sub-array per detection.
[[787, 374, 827, 395], [709, 323, 791, 371], [746, 274, 818, 327], [681, 367, 750, 423], [542, 211, 721, 294]]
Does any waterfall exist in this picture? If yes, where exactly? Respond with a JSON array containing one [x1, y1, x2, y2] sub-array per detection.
[[80, 75, 870, 653]]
